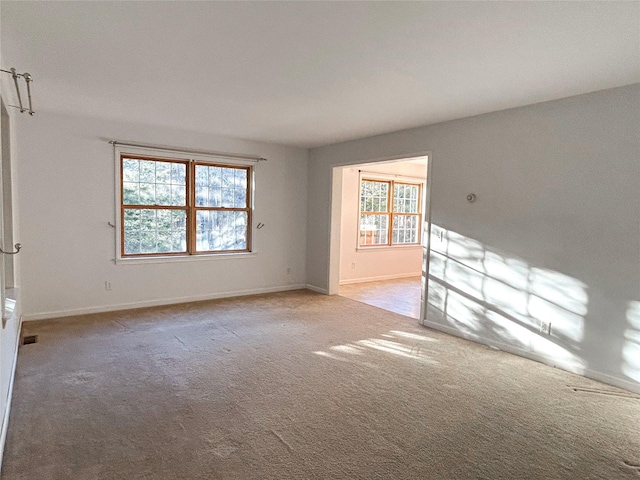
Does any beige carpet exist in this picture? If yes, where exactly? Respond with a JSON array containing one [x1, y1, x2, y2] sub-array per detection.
[[3, 290, 639, 479]]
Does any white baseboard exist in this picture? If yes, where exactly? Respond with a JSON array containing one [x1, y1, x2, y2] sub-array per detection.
[[305, 284, 329, 295], [0, 314, 22, 475], [339, 272, 421, 285], [21, 284, 308, 321], [421, 317, 640, 395]]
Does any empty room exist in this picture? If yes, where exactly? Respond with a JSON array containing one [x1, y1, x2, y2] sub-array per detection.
[[0, 2, 638, 479]]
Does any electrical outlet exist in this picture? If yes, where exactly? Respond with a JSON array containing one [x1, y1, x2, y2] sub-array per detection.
[[105, 281, 113, 291], [540, 321, 551, 335], [351, 262, 356, 269]]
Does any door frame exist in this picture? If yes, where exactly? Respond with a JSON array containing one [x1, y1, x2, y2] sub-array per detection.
[[328, 152, 433, 323]]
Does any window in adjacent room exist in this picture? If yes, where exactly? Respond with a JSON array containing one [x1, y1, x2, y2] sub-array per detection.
[[359, 178, 421, 247], [120, 155, 252, 257]]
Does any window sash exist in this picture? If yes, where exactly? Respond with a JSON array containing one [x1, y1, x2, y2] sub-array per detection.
[[120, 155, 252, 257]]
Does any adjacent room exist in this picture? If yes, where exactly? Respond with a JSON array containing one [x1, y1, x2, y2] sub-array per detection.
[[0, 2, 638, 479], [336, 157, 428, 319]]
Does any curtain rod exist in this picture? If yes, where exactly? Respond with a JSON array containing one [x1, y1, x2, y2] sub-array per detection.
[[109, 140, 267, 162], [359, 169, 425, 181]]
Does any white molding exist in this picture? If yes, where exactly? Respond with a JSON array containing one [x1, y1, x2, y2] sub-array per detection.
[[21, 284, 307, 321], [339, 272, 421, 285], [115, 251, 258, 266], [355, 244, 422, 253], [305, 284, 329, 295], [421, 317, 640, 395], [0, 315, 22, 475]]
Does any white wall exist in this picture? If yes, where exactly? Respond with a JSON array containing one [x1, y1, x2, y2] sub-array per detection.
[[338, 161, 425, 284], [15, 112, 308, 319], [308, 84, 640, 393]]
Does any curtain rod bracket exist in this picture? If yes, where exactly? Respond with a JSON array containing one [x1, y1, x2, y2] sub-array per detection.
[[1, 67, 35, 115]]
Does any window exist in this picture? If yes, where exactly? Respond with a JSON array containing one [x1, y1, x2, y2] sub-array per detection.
[[120, 155, 251, 257], [359, 178, 421, 247]]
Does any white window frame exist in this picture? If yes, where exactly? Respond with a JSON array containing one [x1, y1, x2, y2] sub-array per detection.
[[113, 144, 257, 265]]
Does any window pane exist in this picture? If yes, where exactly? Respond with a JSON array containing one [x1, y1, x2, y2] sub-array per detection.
[[196, 186, 208, 207], [196, 210, 248, 252], [171, 163, 186, 185], [122, 159, 139, 182], [394, 184, 420, 213], [123, 182, 139, 204], [124, 208, 141, 231], [155, 162, 171, 184], [194, 165, 249, 208], [139, 161, 155, 183], [139, 183, 154, 204], [392, 215, 419, 244], [359, 214, 389, 245], [155, 183, 171, 205], [124, 231, 141, 255], [171, 185, 186, 206], [123, 207, 187, 254], [122, 158, 186, 206], [360, 180, 389, 213]]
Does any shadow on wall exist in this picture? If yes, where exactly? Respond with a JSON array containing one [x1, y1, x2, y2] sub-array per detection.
[[425, 225, 640, 388], [426, 225, 589, 373]]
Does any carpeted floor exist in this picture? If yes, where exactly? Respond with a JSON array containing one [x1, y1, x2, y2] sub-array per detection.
[[2, 290, 639, 479]]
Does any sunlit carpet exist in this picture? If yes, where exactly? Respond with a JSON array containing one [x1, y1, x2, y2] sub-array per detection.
[[3, 290, 639, 479]]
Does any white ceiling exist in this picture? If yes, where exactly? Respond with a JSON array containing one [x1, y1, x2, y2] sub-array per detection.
[[1, 1, 638, 148]]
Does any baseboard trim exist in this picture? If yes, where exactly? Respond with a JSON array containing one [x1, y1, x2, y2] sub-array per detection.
[[420, 318, 640, 395], [339, 272, 421, 285], [0, 315, 22, 475], [21, 284, 308, 321], [305, 284, 329, 295]]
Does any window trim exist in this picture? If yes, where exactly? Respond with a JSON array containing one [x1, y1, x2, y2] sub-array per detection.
[[114, 145, 255, 263], [357, 173, 424, 249]]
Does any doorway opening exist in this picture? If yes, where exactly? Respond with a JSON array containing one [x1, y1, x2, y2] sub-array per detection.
[[329, 154, 431, 321]]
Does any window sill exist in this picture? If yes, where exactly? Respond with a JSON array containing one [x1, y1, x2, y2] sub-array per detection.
[[356, 245, 423, 252], [115, 251, 258, 266]]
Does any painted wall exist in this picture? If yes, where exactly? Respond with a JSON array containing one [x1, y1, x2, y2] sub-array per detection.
[[339, 161, 425, 284], [15, 112, 308, 320], [308, 84, 640, 393]]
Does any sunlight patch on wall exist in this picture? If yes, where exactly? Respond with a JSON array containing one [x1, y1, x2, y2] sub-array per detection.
[[4, 297, 16, 318], [427, 225, 588, 370], [623, 301, 640, 382]]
